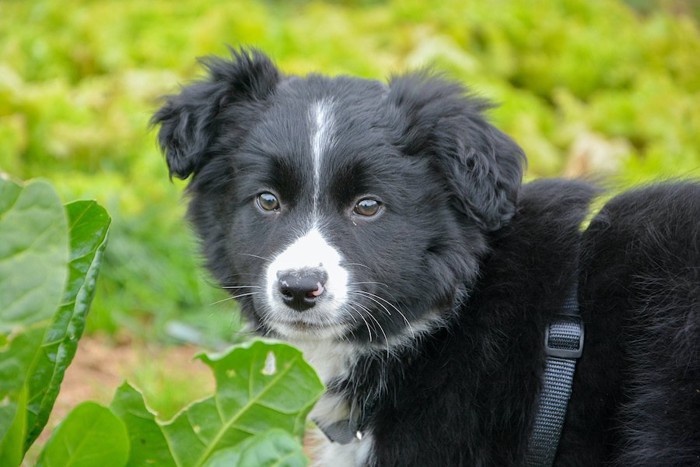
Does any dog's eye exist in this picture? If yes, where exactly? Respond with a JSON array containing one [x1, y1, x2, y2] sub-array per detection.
[[353, 198, 382, 217], [257, 192, 280, 212]]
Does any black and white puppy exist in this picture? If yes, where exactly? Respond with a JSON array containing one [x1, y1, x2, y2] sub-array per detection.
[[153, 49, 700, 466]]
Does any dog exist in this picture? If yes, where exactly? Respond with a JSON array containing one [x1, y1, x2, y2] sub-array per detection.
[[152, 48, 700, 466]]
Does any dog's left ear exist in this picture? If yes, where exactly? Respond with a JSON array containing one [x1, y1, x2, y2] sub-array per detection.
[[388, 73, 525, 231]]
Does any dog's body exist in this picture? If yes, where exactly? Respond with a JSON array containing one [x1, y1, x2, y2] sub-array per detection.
[[154, 49, 700, 466]]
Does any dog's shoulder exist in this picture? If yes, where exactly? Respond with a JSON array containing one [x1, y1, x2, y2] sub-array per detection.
[[586, 181, 700, 241], [580, 181, 700, 279], [478, 178, 597, 293]]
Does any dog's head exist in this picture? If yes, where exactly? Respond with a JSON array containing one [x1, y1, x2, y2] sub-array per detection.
[[153, 48, 525, 346]]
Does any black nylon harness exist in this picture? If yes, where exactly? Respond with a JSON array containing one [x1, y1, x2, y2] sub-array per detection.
[[525, 284, 584, 466]]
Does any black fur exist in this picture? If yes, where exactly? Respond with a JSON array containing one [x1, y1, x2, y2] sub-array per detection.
[[153, 48, 700, 466]]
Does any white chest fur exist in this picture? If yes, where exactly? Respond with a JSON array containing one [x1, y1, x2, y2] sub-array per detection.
[[292, 338, 374, 467]]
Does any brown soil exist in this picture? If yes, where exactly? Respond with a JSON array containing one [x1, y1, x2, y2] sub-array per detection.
[[51, 335, 208, 417]]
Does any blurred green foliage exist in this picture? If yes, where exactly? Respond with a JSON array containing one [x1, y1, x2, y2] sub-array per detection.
[[1, 0, 699, 341]]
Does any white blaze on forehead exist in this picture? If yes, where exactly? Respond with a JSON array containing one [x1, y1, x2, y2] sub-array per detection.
[[265, 227, 349, 309], [310, 100, 334, 210]]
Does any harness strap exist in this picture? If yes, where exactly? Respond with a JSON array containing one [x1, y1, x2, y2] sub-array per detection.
[[525, 288, 584, 466]]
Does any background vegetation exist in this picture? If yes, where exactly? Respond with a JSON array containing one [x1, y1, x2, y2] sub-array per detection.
[[1, 0, 699, 346]]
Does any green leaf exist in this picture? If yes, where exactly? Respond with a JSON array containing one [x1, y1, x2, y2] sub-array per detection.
[[0, 179, 111, 461], [0, 180, 22, 216], [201, 340, 324, 436], [36, 402, 129, 467], [203, 429, 308, 467], [0, 178, 69, 463], [0, 178, 67, 394], [0, 327, 46, 397], [161, 341, 322, 466], [111, 341, 322, 466], [0, 385, 27, 467], [24, 200, 111, 448], [0, 178, 68, 333], [110, 383, 176, 467]]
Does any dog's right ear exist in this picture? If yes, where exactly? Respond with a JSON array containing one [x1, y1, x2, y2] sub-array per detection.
[[387, 72, 525, 231], [151, 48, 280, 179]]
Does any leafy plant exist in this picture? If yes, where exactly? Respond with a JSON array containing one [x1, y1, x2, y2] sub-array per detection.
[[35, 341, 322, 467], [0, 177, 110, 463], [0, 178, 324, 465]]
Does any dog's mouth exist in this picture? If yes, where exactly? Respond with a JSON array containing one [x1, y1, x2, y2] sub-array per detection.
[[280, 319, 324, 331], [270, 316, 349, 340]]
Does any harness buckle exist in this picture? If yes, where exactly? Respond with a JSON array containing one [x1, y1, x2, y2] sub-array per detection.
[[544, 315, 584, 359]]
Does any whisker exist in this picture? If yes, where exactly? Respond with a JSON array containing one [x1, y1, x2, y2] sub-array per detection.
[[210, 291, 261, 306], [342, 307, 359, 326], [220, 272, 266, 280], [343, 262, 372, 270], [238, 253, 272, 261], [204, 271, 260, 284], [356, 291, 410, 323], [354, 302, 390, 355], [358, 297, 396, 357], [346, 303, 374, 343], [350, 281, 391, 287], [355, 290, 414, 338], [349, 281, 401, 303], [356, 292, 392, 317]]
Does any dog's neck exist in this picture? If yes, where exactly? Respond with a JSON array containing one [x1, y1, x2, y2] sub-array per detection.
[[291, 308, 451, 444]]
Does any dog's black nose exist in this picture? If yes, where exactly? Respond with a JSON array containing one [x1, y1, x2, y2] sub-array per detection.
[[277, 268, 328, 312]]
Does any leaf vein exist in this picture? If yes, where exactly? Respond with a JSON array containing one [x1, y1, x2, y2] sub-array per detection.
[[193, 353, 302, 466]]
